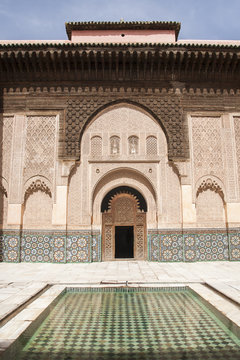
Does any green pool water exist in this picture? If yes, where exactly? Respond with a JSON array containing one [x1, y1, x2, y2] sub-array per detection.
[[3, 287, 240, 360]]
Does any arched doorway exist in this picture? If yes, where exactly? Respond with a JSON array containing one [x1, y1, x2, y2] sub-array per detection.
[[101, 187, 147, 261]]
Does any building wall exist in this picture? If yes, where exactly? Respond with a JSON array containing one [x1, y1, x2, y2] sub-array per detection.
[[0, 95, 240, 262]]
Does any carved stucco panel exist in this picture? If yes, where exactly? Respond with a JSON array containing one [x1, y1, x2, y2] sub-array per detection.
[[67, 165, 82, 226], [191, 116, 224, 192], [165, 163, 181, 224], [221, 116, 238, 201], [24, 116, 57, 185], [234, 117, 240, 198], [0, 116, 14, 181]]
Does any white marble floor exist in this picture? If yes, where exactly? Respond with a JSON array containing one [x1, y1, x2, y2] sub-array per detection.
[[0, 260, 240, 284]]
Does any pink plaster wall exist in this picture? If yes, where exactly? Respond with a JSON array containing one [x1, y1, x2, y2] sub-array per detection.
[[71, 30, 176, 43]]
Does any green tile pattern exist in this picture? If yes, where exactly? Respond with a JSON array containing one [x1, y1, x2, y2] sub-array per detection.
[[14, 289, 240, 360]]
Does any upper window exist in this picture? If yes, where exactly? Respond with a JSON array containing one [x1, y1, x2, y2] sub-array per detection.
[[110, 136, 120, 155], [146, 136, 157, 155], [91, 136, 102, 157], [128, 136, 139, 155]]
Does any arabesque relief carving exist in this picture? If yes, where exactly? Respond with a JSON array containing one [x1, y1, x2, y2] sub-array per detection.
[[24, 179, 52, 202], [196, 178, 224, 202]]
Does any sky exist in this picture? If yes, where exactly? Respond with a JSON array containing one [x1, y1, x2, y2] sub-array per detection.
[[0, 0, 240, 41]]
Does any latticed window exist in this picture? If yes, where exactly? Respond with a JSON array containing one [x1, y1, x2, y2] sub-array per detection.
[[110, 136, 120, 155], [146, 136, 157, 155], [128, 136, 139, 155], [91, 136, 102, 157]]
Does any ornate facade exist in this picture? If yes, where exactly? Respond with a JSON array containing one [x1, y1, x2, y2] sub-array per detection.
[[0, 21, 240, 262]]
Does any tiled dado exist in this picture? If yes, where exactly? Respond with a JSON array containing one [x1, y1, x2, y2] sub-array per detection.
[[148, 230, 240, 262], [0, 230, 101, 263], [228, 231, 240, 261], [0, 231, 20, 263], [0, 229, 239, 263]]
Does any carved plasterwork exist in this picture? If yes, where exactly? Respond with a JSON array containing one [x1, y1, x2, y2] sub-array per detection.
[[24, 179, 52, 202], [63, 96, 186, 160], [191, 116, 225, 201], [146, 136, 157, 155], [110, 136, 120, 155], [91, 136, 102, 157], [128, 136, 139, 155], [234, 117, 240, 196], [196, 178, 225, 202], [196, 178, 225, 227], [67, 164, 82, 226], [24, 116, 57, 184], [173, 160, 190, 185], [23, 189, 52, 229], [0, 116, 14, 182], [221, 116, 238, 201], [165, 163, 181, 224]]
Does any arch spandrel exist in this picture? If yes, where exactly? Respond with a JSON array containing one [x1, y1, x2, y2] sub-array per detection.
[[62, 97, 188, 161]]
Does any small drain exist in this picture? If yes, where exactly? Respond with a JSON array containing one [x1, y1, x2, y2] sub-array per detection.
[[100, 280, 129, 286]]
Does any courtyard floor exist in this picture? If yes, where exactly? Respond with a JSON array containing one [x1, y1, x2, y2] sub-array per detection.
[[0, 261, 240, 355]]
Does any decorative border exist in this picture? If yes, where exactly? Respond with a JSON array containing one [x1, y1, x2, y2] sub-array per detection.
[[0, 228, 240, 263]]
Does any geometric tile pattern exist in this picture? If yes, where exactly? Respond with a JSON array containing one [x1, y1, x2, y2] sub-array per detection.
[[66, 232, 91, 263], [12, 288, 240, 360], [184, 233, 229, 262], [52, 233, 66, 263], [0, 234, 3, 262], [92, 231, 101, 262], [1, 229, 240, 263], [21, 233, 52, 263], [148, 230, 235, 262], [1, 232, 19, 263], [229, 232, 240, 261], [149, 232, 184, 262], [161, 234, 183, 262], [148, 233, 160, 261], [0, 230, 100, 263]]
